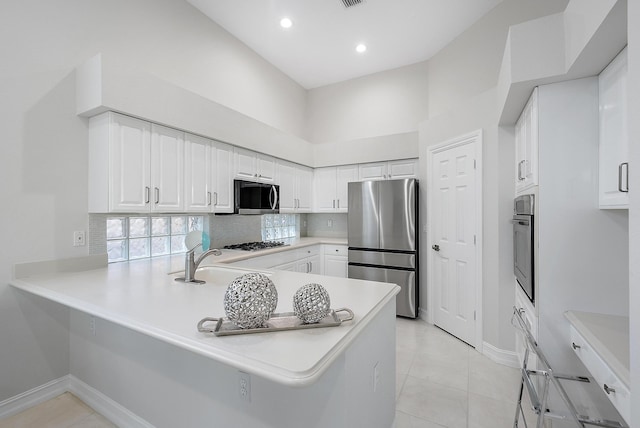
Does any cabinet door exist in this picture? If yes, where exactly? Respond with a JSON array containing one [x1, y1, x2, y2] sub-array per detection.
[[515, 88, 538, 193], [257, 154, 276, 183], [314, 167, 338, 212], [184, 134, 212, 213], [599, 48, 628, 208], [296, 166, 314, 211], [151, 124, 184, 212], [234, 147, 257, 180], [324, 255, 347, 278], [109, 114, 152, 212], [277, 161, 297, 212], [388, 159, 418, 179], [336, 165, 358, 212], [212, 141, 234, 213], [359, 162, 388, 181]]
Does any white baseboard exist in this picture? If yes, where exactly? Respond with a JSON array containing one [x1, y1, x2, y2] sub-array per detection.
[[0, 376, 69, 420], [482, 341, 520, 368], [0, 375, 153, 427], [418, 307, 428, 323]]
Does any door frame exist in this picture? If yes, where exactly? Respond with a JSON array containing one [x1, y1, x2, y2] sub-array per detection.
[[426, 129, 483, 351]]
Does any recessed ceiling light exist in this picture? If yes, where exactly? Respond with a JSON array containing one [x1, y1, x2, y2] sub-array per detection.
[[280, 17, 293, 29], [356, 44, 367, 53]]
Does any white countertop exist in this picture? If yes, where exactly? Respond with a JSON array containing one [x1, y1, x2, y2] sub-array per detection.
[[211, 237, 347, 264], [10, 247, 398, 388], [564, 310, 629, 388]]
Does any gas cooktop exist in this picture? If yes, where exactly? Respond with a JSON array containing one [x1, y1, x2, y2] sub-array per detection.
[[223, 241, 287, 251]]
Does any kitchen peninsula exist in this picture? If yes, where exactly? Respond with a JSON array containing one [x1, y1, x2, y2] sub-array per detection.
[[10, 254, 399, 428]]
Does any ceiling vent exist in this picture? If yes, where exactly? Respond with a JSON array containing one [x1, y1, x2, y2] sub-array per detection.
[[341, 0, 364, 8]]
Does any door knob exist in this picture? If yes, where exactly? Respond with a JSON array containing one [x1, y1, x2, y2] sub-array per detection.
[[432, 244, 440, 251]]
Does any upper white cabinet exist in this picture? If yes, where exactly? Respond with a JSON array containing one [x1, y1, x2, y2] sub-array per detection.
[[599, 47, 628, 209], [234, 147, 276, 183], [277, 160, 313, 213], [314, 165, 358, 212], [358, 159, 418, 181], [515, 88, 539, 194], [89, 112, 184, 213], [184, 134, 234, 214], [151, 124, 185, 212]]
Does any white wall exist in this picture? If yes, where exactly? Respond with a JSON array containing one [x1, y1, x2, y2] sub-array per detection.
[[627, 1, 639, 427], [427, 0, 569, 119], [306, 62, 429, 144], [0, 0, 306, 402]]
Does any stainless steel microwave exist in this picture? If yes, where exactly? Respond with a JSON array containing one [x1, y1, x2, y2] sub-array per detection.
[[234, 180, 280, 214]]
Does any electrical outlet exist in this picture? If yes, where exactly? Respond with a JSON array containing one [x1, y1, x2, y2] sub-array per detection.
[[238, 371, 251, 402], [90, 317, 96, 336], [73, 231, 86, 247], [373, 362, 380, 392], [327, 219, 333, 227]]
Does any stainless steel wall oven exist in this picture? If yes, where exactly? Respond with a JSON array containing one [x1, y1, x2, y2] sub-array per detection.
[[513, 194, 534, 303]]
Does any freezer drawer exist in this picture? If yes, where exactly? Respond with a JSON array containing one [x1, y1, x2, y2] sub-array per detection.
[[348, 249, 416, 269], [348, 264, 417, 318]]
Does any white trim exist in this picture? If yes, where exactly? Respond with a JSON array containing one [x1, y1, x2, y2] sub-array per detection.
[[482, 342, 520, 368], [0, 375, 153, 428], [418, 307, 429, 323], [67, 375, 154, 428], [426, 129, 483, 351], [0, 376, 69, 420]]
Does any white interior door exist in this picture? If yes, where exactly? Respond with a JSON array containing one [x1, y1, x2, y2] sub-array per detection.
[[428, 131, 481, 347]]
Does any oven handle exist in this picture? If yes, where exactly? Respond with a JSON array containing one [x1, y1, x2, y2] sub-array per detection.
[[511, 219, 530, 226]]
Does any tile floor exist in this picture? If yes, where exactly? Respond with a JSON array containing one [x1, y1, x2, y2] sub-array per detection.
[[394, 317, 524, 428], [0, 318, 525, 428], [0, 392, 115, 428]]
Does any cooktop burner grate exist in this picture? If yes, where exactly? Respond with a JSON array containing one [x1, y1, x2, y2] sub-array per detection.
[[223, 241, 287, 251]]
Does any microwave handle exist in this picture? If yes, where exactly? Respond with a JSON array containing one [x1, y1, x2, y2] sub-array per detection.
[[269, 185, 277, 210]]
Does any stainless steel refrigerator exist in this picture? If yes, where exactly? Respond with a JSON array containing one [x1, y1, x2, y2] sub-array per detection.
[[347, 178, 419, 318]]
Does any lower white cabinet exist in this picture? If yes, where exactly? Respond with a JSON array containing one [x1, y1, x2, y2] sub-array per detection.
[[323, 245, 348, 278]]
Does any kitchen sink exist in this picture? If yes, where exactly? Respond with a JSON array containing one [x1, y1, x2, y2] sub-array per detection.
[[171, 265, 272, 286]]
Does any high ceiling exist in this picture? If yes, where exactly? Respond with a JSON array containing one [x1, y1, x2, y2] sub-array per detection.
[[187, 0, 504, 89]]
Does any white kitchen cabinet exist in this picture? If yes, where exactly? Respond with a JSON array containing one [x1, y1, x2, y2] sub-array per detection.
[[277, 160, 313, 213], [296, 246, 322, 274], [89, 112, 184, 213], [150, 124, 184, 212], [184, 134, 234, 213], [358, 159, 418, 181], [234, 147, 276, 183], [323, 245, 348, 278], [515, 88, 539, 194], [599, 47, 628, 209], [314, 165, 358, 212]]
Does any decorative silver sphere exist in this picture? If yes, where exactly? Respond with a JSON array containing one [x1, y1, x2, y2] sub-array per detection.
[[224, 273, 278, 329], [293, 283, 331, 324]]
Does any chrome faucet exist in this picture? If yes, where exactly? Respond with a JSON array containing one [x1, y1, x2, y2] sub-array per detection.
[[175, 244, 222, 284]]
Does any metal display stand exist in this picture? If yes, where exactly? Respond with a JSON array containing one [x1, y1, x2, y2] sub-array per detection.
[[512, 308, 627, 428]]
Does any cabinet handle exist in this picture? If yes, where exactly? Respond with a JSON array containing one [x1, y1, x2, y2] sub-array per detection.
[[207, 192, 212, 206], [571, 342, 581, 350], [333, 199, 336, 209], [254, 173, 258, 177], [603, 384, 616, 395], [145, 187, 150, 204], [214, 192, 218, 206], [618, 162, 629, 193], [432, 244, 440, 252], [337, 199, 340, 209], [154, 187, 159, 204]]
